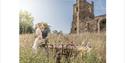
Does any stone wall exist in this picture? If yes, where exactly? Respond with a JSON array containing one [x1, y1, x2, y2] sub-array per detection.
[[70, 0, 106, 34]]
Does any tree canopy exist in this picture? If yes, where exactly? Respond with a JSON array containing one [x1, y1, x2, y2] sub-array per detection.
[[19, 10, 34, 34]]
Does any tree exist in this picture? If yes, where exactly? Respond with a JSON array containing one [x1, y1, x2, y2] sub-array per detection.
[[58, 31, 63, 35], [52, 30, 58, 34], [19, 10, 34, 34], [52, 30, 63, 35]]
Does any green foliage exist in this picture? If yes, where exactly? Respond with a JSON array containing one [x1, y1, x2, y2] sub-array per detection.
[[83, 50, 100, 63], [52, 30, 63, 35], [19, 10, 34, 34], [52, 30, 58, 34]]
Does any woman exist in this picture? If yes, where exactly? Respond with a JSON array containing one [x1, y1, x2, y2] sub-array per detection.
[[32, 23, 45, 54]]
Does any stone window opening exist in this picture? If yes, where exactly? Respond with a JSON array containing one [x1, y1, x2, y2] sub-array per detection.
[[75, 7, 78, 12], [74, 28, 77, 31]]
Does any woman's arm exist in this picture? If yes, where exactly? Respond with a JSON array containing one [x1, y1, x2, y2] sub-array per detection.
[[35, 28, 42, 38]]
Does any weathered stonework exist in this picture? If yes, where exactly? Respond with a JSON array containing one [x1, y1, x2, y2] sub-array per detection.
[[70, 0, 106, 34]]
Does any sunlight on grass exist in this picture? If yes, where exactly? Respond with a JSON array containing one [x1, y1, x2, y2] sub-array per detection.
[[20, 32, 106, 63]]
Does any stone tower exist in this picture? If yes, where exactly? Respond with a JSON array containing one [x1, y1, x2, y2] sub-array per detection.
[[71, 0, 94, 34]]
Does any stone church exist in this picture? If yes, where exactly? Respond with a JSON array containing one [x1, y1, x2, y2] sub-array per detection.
[[70, 0, 106, 34]]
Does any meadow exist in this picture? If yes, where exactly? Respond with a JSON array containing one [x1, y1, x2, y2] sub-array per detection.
[[20, 32, 106, 63]]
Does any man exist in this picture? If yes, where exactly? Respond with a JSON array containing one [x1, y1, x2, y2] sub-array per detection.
[[41, 23, 50, 45], [40, 23, 50, 58]]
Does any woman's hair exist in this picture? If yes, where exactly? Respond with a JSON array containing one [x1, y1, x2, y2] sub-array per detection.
[[40, 23, 45, 30], [35, 22, 49, 30], [37, 23, 42, 27], [35, 23, 42, 30]]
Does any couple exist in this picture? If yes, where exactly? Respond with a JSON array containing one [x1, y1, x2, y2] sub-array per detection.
[[32, 22, 50, 54]]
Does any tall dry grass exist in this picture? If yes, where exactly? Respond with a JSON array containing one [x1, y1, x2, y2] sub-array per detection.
[[20, 32, 106, 63]]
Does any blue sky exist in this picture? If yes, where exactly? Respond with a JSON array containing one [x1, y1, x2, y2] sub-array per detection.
[[19, 0, 106, 33]]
